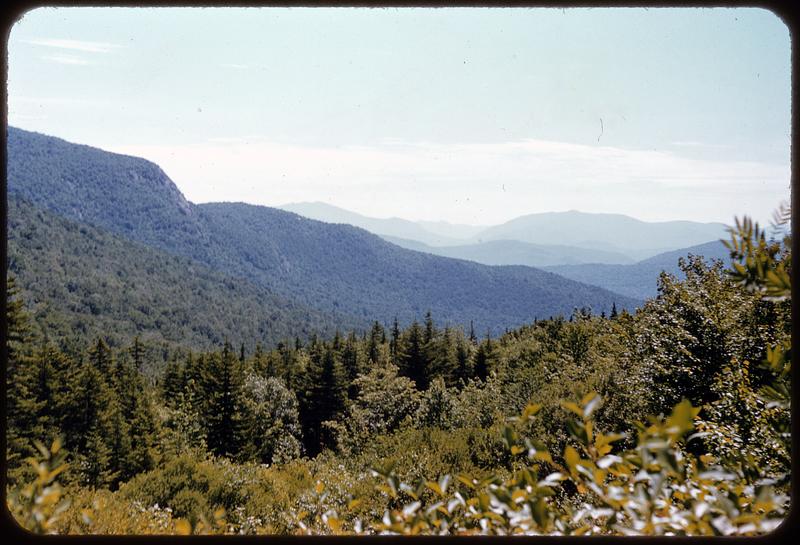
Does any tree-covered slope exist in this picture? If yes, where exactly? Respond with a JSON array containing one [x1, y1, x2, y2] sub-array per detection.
[[7, 195, 359, 353], [544, 240, 730, 300], [7, 126, 640, 334], [6, 126, 210, 257]]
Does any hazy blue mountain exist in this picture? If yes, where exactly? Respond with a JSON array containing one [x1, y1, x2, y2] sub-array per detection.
[[7, 127, 641, 335], [8, 194, 357, 352], [278, 201, 466, 247], [473, 210, 728, 259], [415, 220, 488, 240], [544, 240, 730, 300], [382, 236, 636, 267]]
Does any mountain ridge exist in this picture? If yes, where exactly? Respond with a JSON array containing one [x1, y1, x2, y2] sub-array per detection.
[[475, 210, 727, 256], [278, 200, 729, 262], [382, 235, 636, 267], [544, 240, 731, 300]]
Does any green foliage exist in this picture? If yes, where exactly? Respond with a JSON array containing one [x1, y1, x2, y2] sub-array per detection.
[[328, 364, 420, 455], [345, 394, 786, 535], [724, 215, 791, 300], [239, 373, 303, 464]]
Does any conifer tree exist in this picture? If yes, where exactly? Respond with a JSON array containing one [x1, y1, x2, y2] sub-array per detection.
[[398, 321, 429, 390], [161, 357, 185, 406], [280, 342, 296, 384], [454, 336, 472, 388], [424, 311, 436, 344], [341, 331, 363, 398], [32, 346, 72, 436], [390, 317, 401, 365], [124, 387, 159, 478], [473, 332, 494, 382], [200, 342, 246, 457], [250, 342, 266, 375], [432, 327, 459, 386], [6, 276, 40, 467], [181, 351, 204, 415], [299, 343, 346, 455], [61, 359, 118, 487], [88, 338, 114, 376], [367, 321, 385, 365], [130, 335, 145, 372]]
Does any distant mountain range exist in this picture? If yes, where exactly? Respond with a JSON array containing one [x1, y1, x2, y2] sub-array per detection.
[[278, 201, 470, 247], [544, 240, 731, 300], [279, 202, 728, 264], [7, 127, 640, 341], [474, 211, 727, 259], [382, 236, 636, 267]]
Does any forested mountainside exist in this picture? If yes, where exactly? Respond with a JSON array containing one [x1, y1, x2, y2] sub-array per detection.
[[476, 210, 727, 258], [7, 195, 358, 360], [7, 127, 640, 334], [6, 126, 206, 254], [382, 236, 635, 267], [545, 240, 731, 300]]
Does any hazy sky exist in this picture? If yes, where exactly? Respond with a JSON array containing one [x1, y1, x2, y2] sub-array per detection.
[[8, 7, 791, 226]]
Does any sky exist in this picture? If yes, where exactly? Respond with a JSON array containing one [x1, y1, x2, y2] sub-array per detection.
[[7, 7, 791, 226]]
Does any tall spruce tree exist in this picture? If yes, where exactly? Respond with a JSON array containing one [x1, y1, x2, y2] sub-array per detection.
[[398, 321, 429, 390], [200, 342, 246, 457], [341, 331, 364, 399], [473, 332, 495, 382], [5, 276, 40, 468], [298, 343, 346, 455], [390, 317, 401, 365], [61, 359, 118, 487], [454, 336, 472, 388], [367, 321, 385, 365]]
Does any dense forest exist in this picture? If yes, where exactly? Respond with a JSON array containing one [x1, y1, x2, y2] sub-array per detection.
[[7, 195, 358, 363], [5, 209, 791, 535]]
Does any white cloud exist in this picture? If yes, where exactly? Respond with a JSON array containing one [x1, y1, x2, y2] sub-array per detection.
[[106, 138, 790, 225], [41, 54, 93, 66], [220, 63, 249, 70], [24, 38, 121, 53]]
